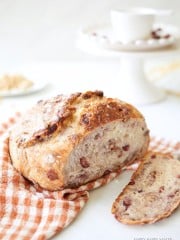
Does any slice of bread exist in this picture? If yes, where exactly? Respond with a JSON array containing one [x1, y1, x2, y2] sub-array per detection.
[[112, 152, 180, 224]]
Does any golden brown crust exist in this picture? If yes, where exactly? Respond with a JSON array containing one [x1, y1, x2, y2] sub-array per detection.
[[81, 90, 104, 99], [79, 99, 140, 131], [112, 152, 180, 224], [15, 91, 143, 148], [16, 93, 81, 147]]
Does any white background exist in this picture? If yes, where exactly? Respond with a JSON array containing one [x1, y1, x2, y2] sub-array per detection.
[[0, 0, 179, 68]]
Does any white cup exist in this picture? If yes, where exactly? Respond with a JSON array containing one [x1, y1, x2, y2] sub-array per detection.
[[110, 8, 159, 42]]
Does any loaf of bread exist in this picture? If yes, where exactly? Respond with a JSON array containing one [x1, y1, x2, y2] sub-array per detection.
[[112, 152, 180, 224], [9, 90, 149, 190]]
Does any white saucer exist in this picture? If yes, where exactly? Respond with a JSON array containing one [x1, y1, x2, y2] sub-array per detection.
[[79, 23, 179, 51]]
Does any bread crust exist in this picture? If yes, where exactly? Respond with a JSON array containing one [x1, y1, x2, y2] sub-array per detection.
[[9, 90, 149, 190], [15, 91, 143, 148], [112, 152, 180, 224]]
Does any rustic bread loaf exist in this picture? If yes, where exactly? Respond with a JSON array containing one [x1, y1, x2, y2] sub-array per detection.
[[9, 90, 149, 190], [112, 152, 180, 224]]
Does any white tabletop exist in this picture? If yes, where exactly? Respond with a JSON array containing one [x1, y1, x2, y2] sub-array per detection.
[[0, 61, 179, 240]]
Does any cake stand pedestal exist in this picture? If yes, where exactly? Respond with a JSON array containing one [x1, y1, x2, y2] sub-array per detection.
[[77, 35, 180, 105], [118, 57, 165, 104]]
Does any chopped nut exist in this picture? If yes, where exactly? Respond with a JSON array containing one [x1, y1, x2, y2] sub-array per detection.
[[123, 197, 132, 211], [159, 186, 165, 193], [122, 144, 130, 151], [80, 157, 90, 168]]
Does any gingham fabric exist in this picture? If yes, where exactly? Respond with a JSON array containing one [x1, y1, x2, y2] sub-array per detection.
[[0, 113, 179, 240]]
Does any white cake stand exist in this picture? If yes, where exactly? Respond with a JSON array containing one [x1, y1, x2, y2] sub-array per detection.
[[77, 25, 180, 105]]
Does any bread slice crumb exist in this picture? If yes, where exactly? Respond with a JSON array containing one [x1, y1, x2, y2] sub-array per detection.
[[112, 152, 180, 224]]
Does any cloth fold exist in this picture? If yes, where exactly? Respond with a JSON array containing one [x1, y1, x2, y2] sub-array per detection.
[[0, 113, 179, 240]]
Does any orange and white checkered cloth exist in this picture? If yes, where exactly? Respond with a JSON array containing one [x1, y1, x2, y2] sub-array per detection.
[[0, 113, 179, 240]]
